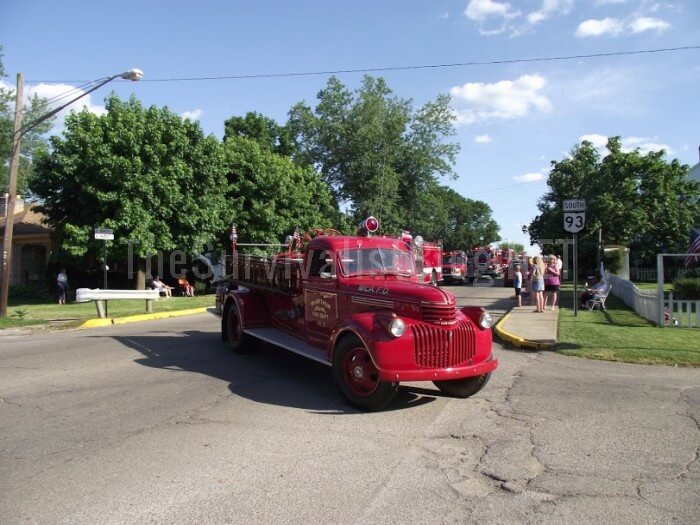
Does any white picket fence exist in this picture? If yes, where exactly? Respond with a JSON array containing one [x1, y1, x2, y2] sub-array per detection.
[[666, 292, 700, 329], [607, 275, 659, 324], [607, 274, 699, 328], [630, 267, 685, 282]]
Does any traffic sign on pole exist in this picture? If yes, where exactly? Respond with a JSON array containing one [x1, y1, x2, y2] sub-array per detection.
[[94, 228, 114, 240], [563, 212, 586, 233]]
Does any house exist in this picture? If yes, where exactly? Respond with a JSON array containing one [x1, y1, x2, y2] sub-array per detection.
[[0, 195, 53, 287]]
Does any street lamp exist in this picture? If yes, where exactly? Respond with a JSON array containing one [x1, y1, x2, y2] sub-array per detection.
[[0, 69, 143, 317]]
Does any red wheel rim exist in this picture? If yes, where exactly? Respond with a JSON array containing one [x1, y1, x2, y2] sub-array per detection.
[[343, 347, 380, 397], [228, 310, 241, 343]]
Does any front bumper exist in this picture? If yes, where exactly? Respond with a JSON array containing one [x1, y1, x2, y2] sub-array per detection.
[[378, 354, 498, 382]]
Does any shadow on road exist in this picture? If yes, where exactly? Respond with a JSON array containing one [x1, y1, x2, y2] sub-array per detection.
[[106, 330, 437, 414]]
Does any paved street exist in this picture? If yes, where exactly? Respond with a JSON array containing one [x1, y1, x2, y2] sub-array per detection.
[[1, 291, 698, 524]]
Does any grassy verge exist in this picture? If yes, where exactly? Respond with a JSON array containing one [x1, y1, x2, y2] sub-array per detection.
[[0, 294, 215, 330], [556, 284, 699, 367]]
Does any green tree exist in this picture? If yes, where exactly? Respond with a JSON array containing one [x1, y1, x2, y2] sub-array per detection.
[[529, 137, 699, 265], [221, 135, 346, 244], [31, 95, 228, 287], [406, 184, 499, 250], [500, 242, 525, 254], [287, 75, 460, 233], [223, 111, 295, 157], [0, 48, 54, 196]]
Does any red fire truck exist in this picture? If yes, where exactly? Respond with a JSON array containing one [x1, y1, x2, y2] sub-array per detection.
[[442, 250, 469, 284], [400, 231, 442, 285], [220, 217, 497, 411]]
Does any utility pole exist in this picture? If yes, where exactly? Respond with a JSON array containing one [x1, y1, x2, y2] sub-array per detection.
[[0, 73, 24, 317]]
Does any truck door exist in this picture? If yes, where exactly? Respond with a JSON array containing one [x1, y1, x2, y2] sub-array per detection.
[[303, 249, 339, 344]]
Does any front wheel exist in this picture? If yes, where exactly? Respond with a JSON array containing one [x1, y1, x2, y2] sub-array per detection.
[[433, 373, 491, 398], [333, 336, 398, 411]]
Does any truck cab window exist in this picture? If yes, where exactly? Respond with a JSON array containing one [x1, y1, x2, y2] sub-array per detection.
[[309, 250, 335, 279]]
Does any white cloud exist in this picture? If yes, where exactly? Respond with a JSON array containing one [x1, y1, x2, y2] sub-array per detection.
[[438, 11, 450, 20], [21, 83, 108, 130], [465, 0, 519, 21], [181, 109, 203, 121], [450, 74, 552, 126], [514, 172, 545, 182], [575, 18, 625, 37], [629, 16, 670, 33], [580, 134, 674, 155], [474, 134, 493, 143], [526, 0, 573, 25]]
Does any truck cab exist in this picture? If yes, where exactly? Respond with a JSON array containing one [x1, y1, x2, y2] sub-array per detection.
[[221, 222, 497, 411], [442, 250, 468, 284]]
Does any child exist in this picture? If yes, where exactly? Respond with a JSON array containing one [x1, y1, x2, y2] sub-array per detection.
[[513, 264, 523, 307]]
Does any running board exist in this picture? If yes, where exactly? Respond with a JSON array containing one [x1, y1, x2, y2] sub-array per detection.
[[244, 327, 331, 366]]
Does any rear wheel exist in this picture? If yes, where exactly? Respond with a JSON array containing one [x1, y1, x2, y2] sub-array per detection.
[[225, 304, 256, 354], [333, 336, 398, 411], [433, 373, 491, 398]]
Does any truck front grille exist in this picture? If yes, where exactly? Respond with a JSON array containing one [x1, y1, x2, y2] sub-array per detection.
[[411, 321, 475, 368], [421, 304, 457, 325]]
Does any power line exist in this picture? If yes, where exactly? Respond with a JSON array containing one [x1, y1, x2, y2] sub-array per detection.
[[26, 45, 700, 84]]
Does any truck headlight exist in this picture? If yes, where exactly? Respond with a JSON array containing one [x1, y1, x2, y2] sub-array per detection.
[[453, 268, 461, 275], [479, 311, 493, 329], [388, 318, 406, 338]]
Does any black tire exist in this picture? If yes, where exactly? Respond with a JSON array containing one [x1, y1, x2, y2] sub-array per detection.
[[225, 304, 256, 354], [430, 270, 438, 287], [332, 336, 398, 411], [433, 373, 492, 398]]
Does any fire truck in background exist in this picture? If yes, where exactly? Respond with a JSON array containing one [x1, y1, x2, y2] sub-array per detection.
[[470, 246, 515, 278], [402, 232, 442, 285], [442, 250, 469, 284]]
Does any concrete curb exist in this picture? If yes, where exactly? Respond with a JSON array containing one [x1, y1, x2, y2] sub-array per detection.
[[79, 307, 208, 329], [493, 309, 557, 351]]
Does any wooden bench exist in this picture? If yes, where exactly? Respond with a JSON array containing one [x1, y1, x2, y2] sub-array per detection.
[[75, 288, 161, 318]]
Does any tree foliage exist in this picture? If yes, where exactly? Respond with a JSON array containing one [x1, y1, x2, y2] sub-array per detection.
[[31, 95, 229, 262], [529, 137, 699, 264], [407, 183, 500, 250], [286, 75, 463, 234], [221, 135, 347, 244], [223, 111, 295, 157]]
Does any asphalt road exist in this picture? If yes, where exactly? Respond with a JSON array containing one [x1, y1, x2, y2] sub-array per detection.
[[1, 288, 698, 524]]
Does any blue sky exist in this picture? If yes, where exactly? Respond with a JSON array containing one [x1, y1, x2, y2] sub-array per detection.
[[2, 0, 699, 252]]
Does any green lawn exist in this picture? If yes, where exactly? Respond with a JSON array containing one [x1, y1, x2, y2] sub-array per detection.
[[556, 285, 699, 367], [0, 294, 216, 330]]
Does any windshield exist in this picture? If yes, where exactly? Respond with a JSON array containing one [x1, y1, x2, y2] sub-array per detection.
[[443, 256, 464, 265], [339, 247, 416, 277]]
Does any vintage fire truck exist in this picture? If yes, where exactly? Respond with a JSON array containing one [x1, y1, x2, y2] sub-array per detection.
[[441, 250, 469, 284], [220, 218, 497, 411]]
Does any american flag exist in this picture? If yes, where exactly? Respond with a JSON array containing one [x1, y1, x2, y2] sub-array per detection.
[[685, 227, 700, 268]]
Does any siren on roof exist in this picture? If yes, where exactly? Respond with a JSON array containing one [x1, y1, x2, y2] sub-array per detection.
[[357, 216, 379, 236]]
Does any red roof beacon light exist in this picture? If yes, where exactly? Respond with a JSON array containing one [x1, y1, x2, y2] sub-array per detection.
[[358, 216, 380, 236]]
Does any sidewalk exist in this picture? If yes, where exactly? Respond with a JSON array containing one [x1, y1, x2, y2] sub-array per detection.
[[494, 305, 559, 350]]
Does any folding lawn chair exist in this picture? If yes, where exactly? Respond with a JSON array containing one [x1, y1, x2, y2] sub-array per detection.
[[586, 284, 612, 311]]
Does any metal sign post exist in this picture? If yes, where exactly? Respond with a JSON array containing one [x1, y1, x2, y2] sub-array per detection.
[[563, 200, 586, 317], [94, 228, 114, 315]]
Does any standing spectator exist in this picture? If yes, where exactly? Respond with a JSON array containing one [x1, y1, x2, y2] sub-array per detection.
[[56, 268, 68, 305], [544, 255, 561, 310], [513, 264, 523, 307], [531, 256, 546, 313], [525, 256, 535, 304]]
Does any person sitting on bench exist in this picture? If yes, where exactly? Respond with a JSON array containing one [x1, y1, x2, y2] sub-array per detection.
[[151, 275, 172, 298]]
